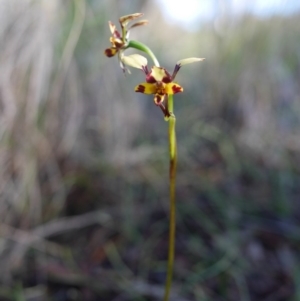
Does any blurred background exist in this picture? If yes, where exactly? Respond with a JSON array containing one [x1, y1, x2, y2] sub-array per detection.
[[0, 0, 300, 300]]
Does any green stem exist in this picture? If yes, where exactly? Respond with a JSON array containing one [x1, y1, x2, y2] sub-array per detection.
[[127, 40, 160, 67], [163, 95, 177, 301]]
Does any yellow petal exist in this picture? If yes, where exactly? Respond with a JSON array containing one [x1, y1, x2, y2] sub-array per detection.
[[135, 83, 157, 94], [121, 54, 148, 69], [177, 57, 205, 66], [165, 83, 183, 95]]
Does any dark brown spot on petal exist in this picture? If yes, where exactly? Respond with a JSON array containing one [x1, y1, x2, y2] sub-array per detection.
[[162, 76, 172, 83], [135, 85, 145, 93], [104, 48, 117, 57], [146, 74, 157, 83], [114, 30, 121, 39], [113, 38, 124, 48], [154, 94, 163, 104], [162, 69, 172, 83], [172, 85, 183, 94]]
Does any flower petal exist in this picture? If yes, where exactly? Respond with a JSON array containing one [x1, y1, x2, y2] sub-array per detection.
[[147, 66, 171, 83], [119, 13, 143, 27], [108, 21, 121, 38], [165, 83, 183, 95], [154, 94, 165, 104], [121, 54, 148, 70], [128, 20, 149, 30], [177, 57, 205, 66], [104, 47, 118, 57], [135, 83, 157, 94], [110, 36, 123, 48]]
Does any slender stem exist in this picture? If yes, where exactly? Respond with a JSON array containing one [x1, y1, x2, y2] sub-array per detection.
[[163, 94, 177, 301], [127, 40, 160, 67]]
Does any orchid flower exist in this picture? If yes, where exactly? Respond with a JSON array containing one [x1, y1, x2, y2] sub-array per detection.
[[104, 12, 205, 301], [134, 58, 205, 117], [104, 13, 148, 71]]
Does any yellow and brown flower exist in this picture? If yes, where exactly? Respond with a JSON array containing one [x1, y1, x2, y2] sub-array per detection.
[[135, 58, 205, 117]]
